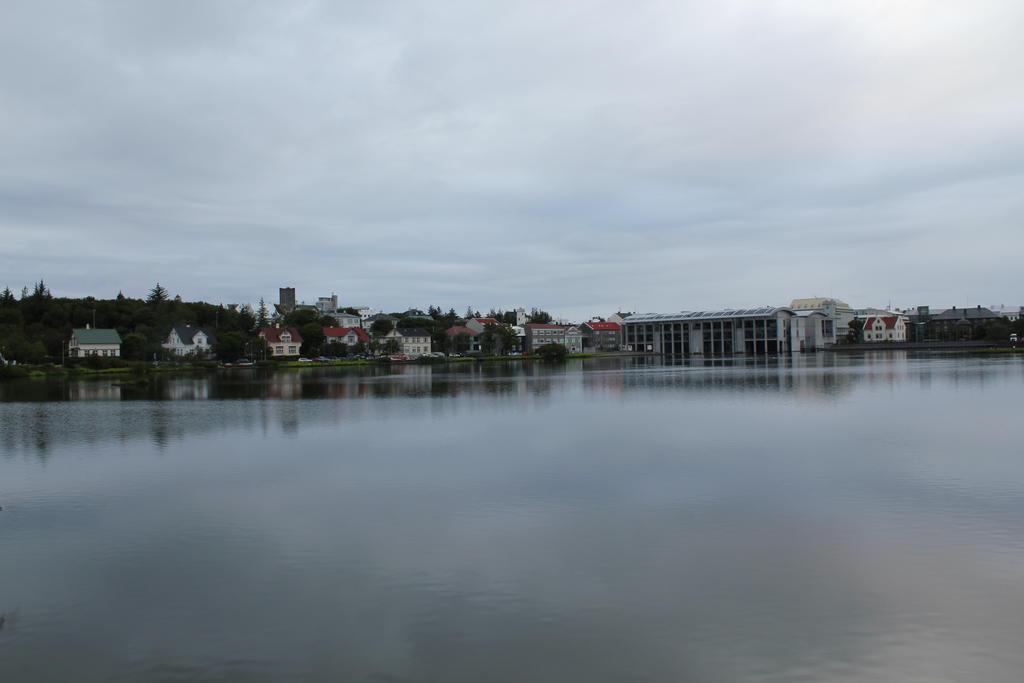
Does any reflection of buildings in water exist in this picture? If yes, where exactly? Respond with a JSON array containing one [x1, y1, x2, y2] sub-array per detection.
[[164, 379, 211, 401], [622, 354, 858, 399], [67, 381, 123, 402]]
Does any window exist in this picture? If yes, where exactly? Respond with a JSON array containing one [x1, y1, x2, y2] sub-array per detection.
[[288, 346, 297, 354], [276, 346, 284, 354]]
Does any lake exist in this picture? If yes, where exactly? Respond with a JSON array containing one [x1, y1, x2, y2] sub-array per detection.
[[2, 353, 1024, 682]]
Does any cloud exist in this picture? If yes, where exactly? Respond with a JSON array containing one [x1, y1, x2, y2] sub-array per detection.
[[1, 0, 1022, 316]]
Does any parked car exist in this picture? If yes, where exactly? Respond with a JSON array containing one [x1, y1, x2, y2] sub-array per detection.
[[298, 357, 313, 363]]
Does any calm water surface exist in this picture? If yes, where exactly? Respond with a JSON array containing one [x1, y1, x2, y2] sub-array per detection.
[[2, 353, 1024, 682]]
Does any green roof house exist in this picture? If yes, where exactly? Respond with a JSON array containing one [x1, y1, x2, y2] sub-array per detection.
[[69, 327, 123, 358]]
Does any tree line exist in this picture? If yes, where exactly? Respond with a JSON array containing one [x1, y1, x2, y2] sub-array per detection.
[[0, 281, 554, 363]]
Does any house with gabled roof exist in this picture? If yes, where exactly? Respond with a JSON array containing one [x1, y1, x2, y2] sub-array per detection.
[[862, 315, 907, 342], [580, 321, 622, 351], [444, 325, 481, 353], [390, 327, 432, 355], [466, 317, 503, 334], [323, 327, 370, 349], [259, 327, 303, 357], [162, 326, 217, 357], [69, 327, 122, 358]]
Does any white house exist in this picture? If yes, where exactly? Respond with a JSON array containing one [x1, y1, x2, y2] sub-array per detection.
[[69, 327, 122, 358], [862, 315, 907, 342], [162, 326, 217, 357]]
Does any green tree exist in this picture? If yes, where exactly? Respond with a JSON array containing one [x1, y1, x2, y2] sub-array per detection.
[[527, 308, 552, 324], [148, 283, 169, 304], [535, 343, 568, 361], [846, 319, 864, 344], [370, 319, 394, 338], [121, 333, 148, 361], [215, 331, 247, 362], [256, 298, 270, 329], [0, 287, 16, 307]]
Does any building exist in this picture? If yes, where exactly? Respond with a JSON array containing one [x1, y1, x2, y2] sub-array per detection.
[[69, 327, 122, 358], [989, 305, 1023, 322], [905, 305, 1002, 341], [391, 327, 432, 356], [259, 327, 303, 357], [162, 326, 217, 357], [332, 311, 362, 328], [790, 297, 853, 344], [323, 327, 370, 350], [316, 294, 339, 314], [279, 287, 296, 314], [862, 315, 907, 342], [466, 317, 503, 334], [515, 308, 527, 325], [580, 321, 622, 351], [524, 323, 582, 353], [445, 325, 481, 353], [621, 307, 829, 355]]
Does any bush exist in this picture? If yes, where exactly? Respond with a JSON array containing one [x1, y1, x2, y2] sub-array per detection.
[[535, 343, 569, 361], [0, 365, 29, 379]]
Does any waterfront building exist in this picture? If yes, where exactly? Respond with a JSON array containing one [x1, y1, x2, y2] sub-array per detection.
[[390, 328, 432, 355], [259, 327, 303, 357], [580, 321, 622, 351], [466, 317, 503, 334], [621, 307, 828, 355], [162, 326, 216, 357], [790, 297, 854, 343], [69, 327, 122, 358], [862, 315, 908, 342], [323, 327, 370, 350]]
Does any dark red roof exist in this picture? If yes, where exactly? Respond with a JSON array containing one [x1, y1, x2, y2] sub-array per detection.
[[864, 316, 899, 330], [473, 318, 502, 326], [323, 327, 370, 342], [445, 325, 480, 337], [583, 321, 621, 331], [260, 327, 304, 343]]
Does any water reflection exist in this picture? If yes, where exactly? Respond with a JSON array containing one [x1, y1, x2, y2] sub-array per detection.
[[3, 355, 1024, 681], [2, 355, 1022, 458]]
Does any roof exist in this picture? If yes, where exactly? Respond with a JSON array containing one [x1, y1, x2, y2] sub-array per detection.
[[396, 327, 430, 337], [445, 325, 480, 337], [72, 328, 122, 344], [524, 323, 571, 330], [472, 318, 502, 326], [172, 326, 217, 345], [623, 307, 791, 324], [582, 321, 621, 331], [931, 306, 999, 321], [790, 298, 851, 311], [864, 316, 900, 330], [260, 327, 304, 343], [323, 327, 369, 342]]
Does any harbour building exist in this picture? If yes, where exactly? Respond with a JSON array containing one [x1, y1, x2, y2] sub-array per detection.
[[621, 307, 829, 356]]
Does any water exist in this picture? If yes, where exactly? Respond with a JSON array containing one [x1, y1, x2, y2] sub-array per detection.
[[2, 353, 1023, 682]]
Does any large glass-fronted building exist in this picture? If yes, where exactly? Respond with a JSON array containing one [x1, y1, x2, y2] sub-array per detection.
[[621, 307, 827, 356]]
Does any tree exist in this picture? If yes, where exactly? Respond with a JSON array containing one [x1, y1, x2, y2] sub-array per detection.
[[148, 283, 169, 304], [535, 343, 568, 361], [370, 319, 394, 338], [846, 319, 864, 344], [121, 333, 148, 361], [382, 338, 401, 355], [0, 288, 15, 308], [215, 331, 247, 362], [256, 298, 270, 329], [527, 308, 552, 324]]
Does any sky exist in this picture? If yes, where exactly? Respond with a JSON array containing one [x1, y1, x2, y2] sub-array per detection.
[[1, 0, 1022, 320]]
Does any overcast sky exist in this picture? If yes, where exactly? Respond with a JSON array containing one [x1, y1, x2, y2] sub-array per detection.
[[1, 0, 1021, 319]]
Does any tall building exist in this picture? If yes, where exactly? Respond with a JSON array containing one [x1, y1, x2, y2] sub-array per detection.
[[789, 297, 854, 343], [279, 287, 296, 314]]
